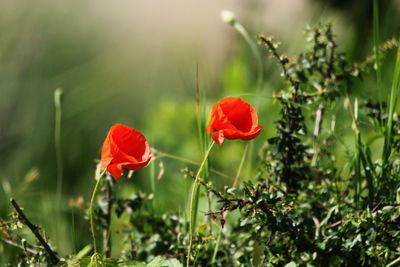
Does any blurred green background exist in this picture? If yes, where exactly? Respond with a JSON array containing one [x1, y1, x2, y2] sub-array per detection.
[[0, 0, 399, 262]]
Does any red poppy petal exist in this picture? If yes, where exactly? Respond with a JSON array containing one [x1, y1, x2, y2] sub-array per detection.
[[207, 97, 262, 144], [100, 123, 152, 179], [214, 104, 238, 131], [100, 131, 114, 170], [125, 157, 152, 171], [249, 105, 259, 130], [220, 98, 253, 132], [212, 130, 225, 145], [110, 124, 149, 160], [107, 163, 124, 179], [240, 126, 263, 141], [206, 104, 219, 134]]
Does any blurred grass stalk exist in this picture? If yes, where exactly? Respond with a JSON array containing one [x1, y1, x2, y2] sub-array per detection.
[[187, 141, 215, 267], [373, 0, 382, 96], [211, 143, 248, 264], [378, 0, 400, 193], [385, 47, 400, 151], [350, 0, 383, 207], [381, 48, 400, 188], [54, 88, 63, 202], [89, 169, 108, 256], [193, 64, 207, 229], [372, 0, 382, 196], [188, 64, 214, 266], [54, 88, 63, 249], [372, 0, 400, 202], [150, 154, 156, 213], [221, 10, 263, 90], [220, 10, 264, 181]]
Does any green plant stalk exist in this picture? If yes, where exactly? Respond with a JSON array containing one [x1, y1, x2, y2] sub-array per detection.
[[192, 244, 202, 267], [211, 228, 222, 264], [195, 64, 205, 162], [150, 158, 156, 213], [102, 177, 113, 257], [194, 64, 211, 230], [71, 207, 77, 253], [346, 95, 361, 207], [354, 114, 362, 208], [382, 48, 400, 184], [354, 150, 361, 208], [89, 169, 107, 255], [211, 143, 248, 264], [232, 143, 249, 188], [373, 0, 382, 99], [54, 89, 63, 210], [232, 22, 263, 90], [358, 136, 375, 207], [230, 19, 264, 180], [54, 88, 63, 250], [187, 141, 215, 267], [71, 244, 92, 261], [349, 95, 374, 207], [388, 256, 400, 267]]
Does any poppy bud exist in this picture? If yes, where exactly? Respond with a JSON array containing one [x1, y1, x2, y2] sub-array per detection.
[[220, 10, 236, 26]]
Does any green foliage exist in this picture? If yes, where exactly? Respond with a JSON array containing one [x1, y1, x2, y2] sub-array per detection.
[[78, 255, 182, 267], [2, 18, 400, 267]]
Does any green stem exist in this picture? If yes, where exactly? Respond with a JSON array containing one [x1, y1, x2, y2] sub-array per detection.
[[232, 144, 249, 188], [381, 48, 400, 188], [90, 169, 107, 255], [373, 0, 381, 96], [231, 20, 263, 180], [359, 141, 375, 207], [54, 88, 63, 250], [387, 256, 400, 267], [186, 141, 215, 267], [212, 143, 248, 264], [232, 22, 263, 90], [54, 89, 63, 212], [194, 65, 212, 233], [211, 227, 222, 264], [150, 158, 156, 213]]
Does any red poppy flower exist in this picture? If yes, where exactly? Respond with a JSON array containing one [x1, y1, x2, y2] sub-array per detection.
[[206, 97, 263, 145], [101, 123, 152, 179]]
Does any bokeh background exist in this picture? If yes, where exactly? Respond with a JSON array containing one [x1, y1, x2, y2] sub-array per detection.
[[1, 0, 399, 261]]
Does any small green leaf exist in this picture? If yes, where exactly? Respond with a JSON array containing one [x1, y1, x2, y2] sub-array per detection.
[[120, 260, 147, 267], [147, 256, 183, 267]]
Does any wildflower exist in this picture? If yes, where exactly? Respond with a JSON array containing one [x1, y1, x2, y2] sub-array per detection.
[[101, 123, 151, 178], [207, 97, 262, 145]]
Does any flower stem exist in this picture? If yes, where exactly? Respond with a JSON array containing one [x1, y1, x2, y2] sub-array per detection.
[[54, 88, 63, 247], [212, 143, 248, 264], [187, 141, 215, 267], [150, 158, 156, 213], [54, 89, 63, 204], [230, 18, 263, 181], [90, 169, 107, 255], [231, 20, 263, 90]]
